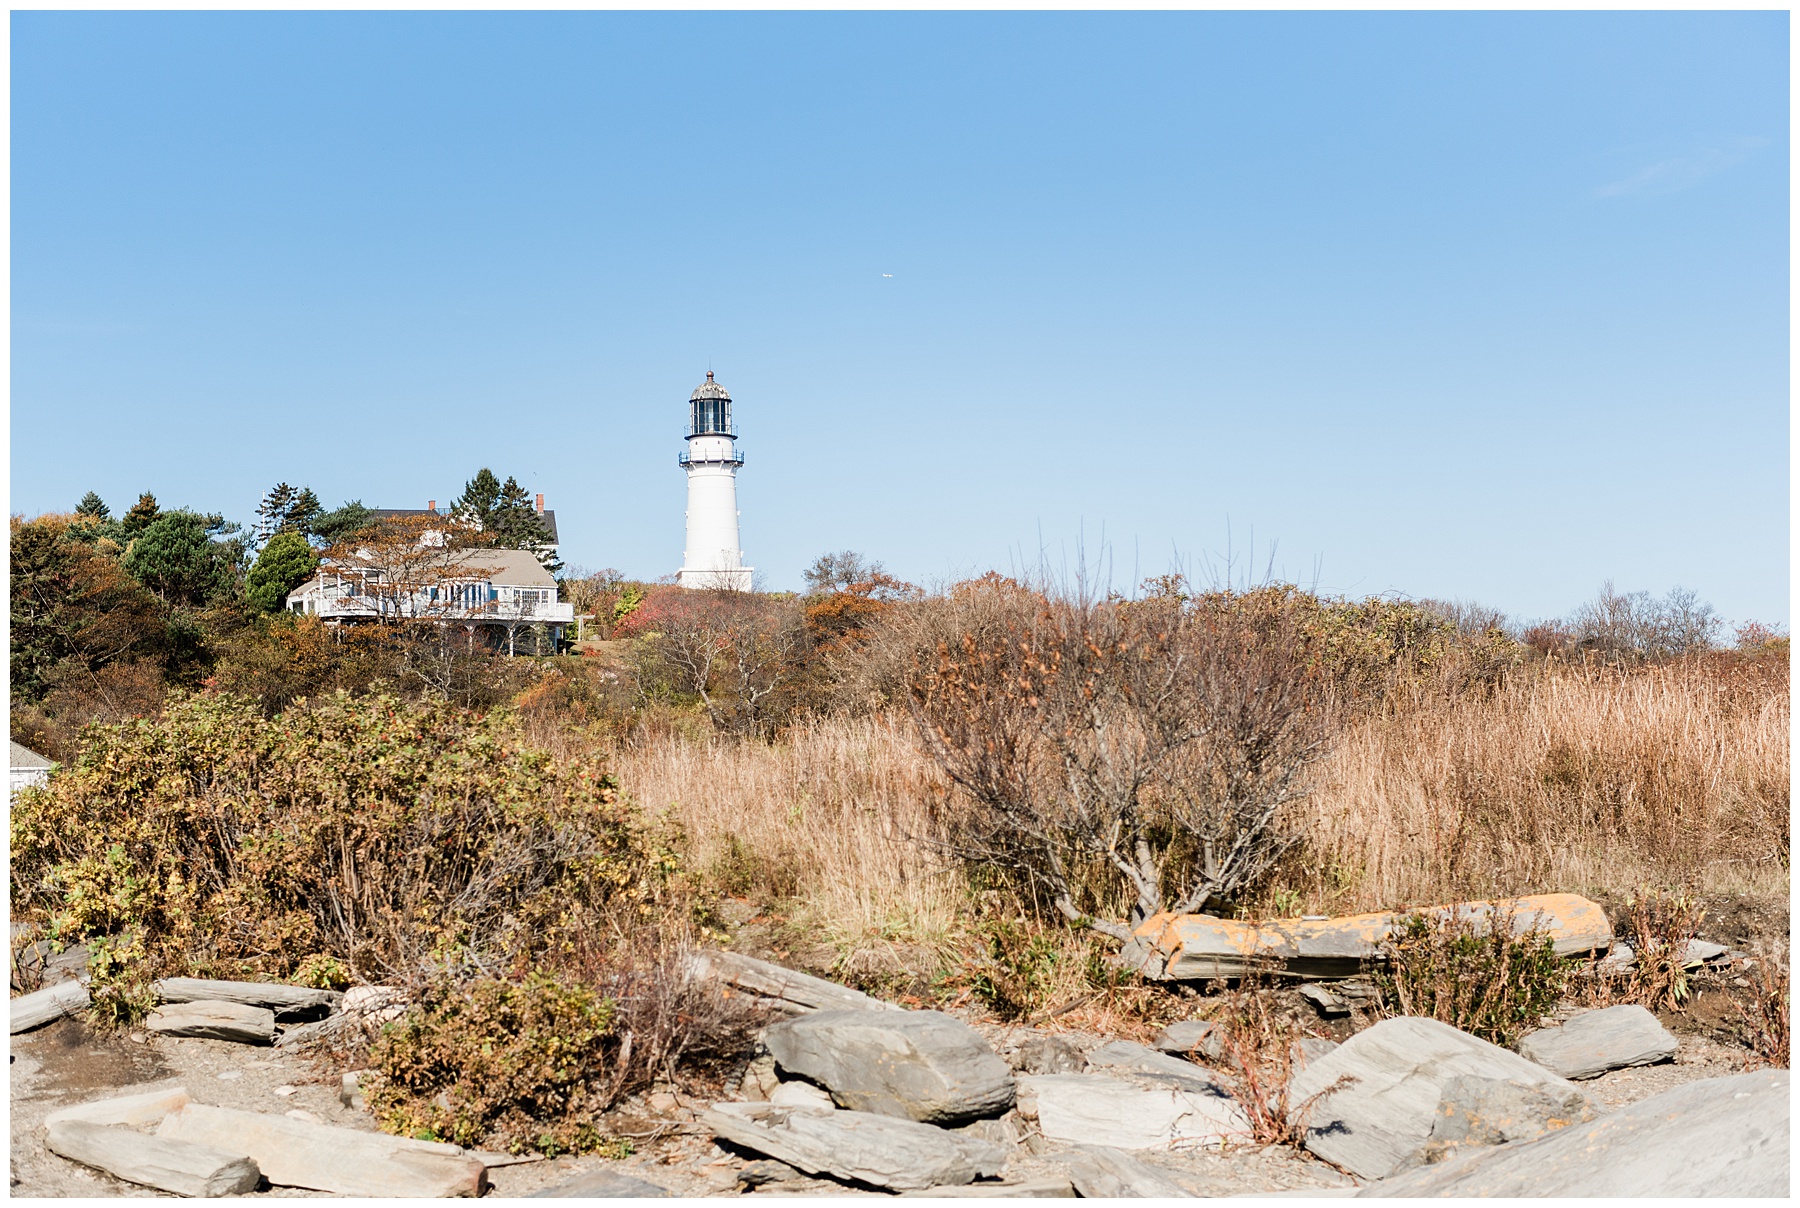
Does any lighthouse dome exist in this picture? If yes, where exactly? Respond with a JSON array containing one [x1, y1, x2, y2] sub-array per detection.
[[690, 371, 731, 402]]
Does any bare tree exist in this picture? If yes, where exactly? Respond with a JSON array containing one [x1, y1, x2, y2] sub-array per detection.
[[907, 577, 1331, 944]]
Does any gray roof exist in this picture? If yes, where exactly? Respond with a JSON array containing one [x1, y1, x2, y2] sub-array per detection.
[[690, 371, 731, 402], [10, 741, 55, 770], [298, 546, 557, 593]]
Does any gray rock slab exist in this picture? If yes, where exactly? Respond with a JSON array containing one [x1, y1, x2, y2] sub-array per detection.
[[763, 1009, 1015, 1124], [689, 950, 895, 1015], [158, 1102, 485, 1197], [1062, 1144, 1193, 1197], [1359, 1069, 1788, 1197], [1517, 1004, 1678, 1080], [1152, 1019, 1220, 1057], [1290, 1038, 1339, 1075], [1084, 1040, 1224, 1093], [1020, 1073, 1249, 1150], [46, 1119, 261, 1197], [1010, 1032, 1084, 1074], [704, 1101, 1005, 1192], [11, 980, 90, 1033], [770, 1080, 837, 1110], [900, 1179, 1075, 1197], [1286, 1016, 1587, 1180], [1300, 984, 1351, 1017], [145, 1000, 277, 1045], [152, 977, 339, 1018], [1407, 1074, 1594, 1169], [529, 1168, 672, 1197], [45, 1086, 192, 1129], [736, 1159, 804, 1187]]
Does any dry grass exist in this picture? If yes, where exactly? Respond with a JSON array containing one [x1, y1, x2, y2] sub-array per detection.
[[1292, 660, 1788, 913], [604, 658, 1787, 973], [608, 714, 967, 978]]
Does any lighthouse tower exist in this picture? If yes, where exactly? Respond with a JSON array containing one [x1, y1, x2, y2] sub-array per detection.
[[677, 371, 753, 590]]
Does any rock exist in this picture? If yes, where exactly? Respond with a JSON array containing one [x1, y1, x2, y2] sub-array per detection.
[[1138, 893, 1612, 980], [736, 1158, 804, 1187], [11, 979, 91, 1033], [158, 1103, 486, 1196], [145, 1000, 277, 1045], [770, 1080, 837, 1110], [1360, 1069, 1788, 1197], [763, 1009, 1015, 1124], [340, 1071, 366, 1110], [689, 950, 895, 1015], [1152, 1020, 1221, 1058], [1409, 1074, 1594, 1167], [955, 1114, 1022, 1148], [901, 1178, 1076, 1197], [1011, 1032, 1084, 1074], [152, 977, 339, 1018], [739, 1053, 781, 1101], [1083, 1040, 1224, 1093], [46, 1118, 262, 1197], [1289, 1038, 1338, 1075], [1020, 1073, 1248, 1150], [1516, 1005, 1678, 1080], [1286, 1016, 1587, 1179], [1685, 939, 1730, 964], [529, 1168, 672, 1197], [285, 1110, 325, 1125], [704, 1101, 1005, 1192], [1299, 984, 1350, 1017], [45, 1086, 192, 1128], [1062, 1144, 1192, 1197], [340, 985, 408, 1022]]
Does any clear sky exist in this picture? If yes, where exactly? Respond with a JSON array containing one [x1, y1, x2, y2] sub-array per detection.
[[11, 11, 1789, 626]]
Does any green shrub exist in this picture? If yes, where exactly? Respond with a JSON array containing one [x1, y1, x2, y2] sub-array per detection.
[[1373, 910, 1567, 1046], [968, 915, 1064, 1021], [366, 973, 618, 1155], [10, 691, 679, 1011]]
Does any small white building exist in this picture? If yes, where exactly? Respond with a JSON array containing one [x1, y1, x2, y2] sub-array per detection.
[[677, 372, 753, 590], [10, 741, 55, 799]]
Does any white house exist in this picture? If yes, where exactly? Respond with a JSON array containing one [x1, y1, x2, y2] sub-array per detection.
[[287, 546, 574, 654], [10, 741, 55, 799]]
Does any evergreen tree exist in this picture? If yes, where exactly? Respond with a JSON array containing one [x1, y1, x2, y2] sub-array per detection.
[[122, 511, 234, 609], [451, 468, 558, 570], [76, 492, 111, 521], [121, 492, 161, 539], [310, 500, 375, 546], [245, 529, 321, 613]]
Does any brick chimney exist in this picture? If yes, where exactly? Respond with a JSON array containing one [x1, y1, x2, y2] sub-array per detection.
[[535, 493, 545, 514], [428, 500, 436, 512]]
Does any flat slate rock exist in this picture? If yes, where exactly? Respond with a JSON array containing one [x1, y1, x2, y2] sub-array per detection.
[[1360, 1069, 1788, 1198], [1516, 1004, 1678, 1080], [45, 1086, 192, 1129], [529, 1168, 672, 1197], [1062, 1144, 1193, 1197], [705, 1101, 1005, 1192], [1083, 1040, 1224, 1093], [144, 1000, 277, 1045], [763, 1009, 1015, 1124], [152, 977, 339, 1016], [46, 1118, 261, 1197], [1286, 1016, 1587, 1180], [1152, 1020, 1219, 1056], [11, 980, 91, 1034], [1020, 1073, 1248, 1150]]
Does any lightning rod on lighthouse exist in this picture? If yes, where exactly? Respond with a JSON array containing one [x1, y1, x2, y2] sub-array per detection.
[[677, 371, 753, 590]]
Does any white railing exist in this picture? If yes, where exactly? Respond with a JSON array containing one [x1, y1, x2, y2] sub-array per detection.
[[310, 589, 574, 625]]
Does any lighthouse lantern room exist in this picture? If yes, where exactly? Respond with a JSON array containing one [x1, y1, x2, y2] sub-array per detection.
[[677, 371, 753, 590]]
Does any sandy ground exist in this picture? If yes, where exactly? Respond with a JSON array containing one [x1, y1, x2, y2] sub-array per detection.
[[9, 1007, 1761, 1199]]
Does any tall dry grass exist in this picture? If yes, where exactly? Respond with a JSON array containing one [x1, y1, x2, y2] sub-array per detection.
[[608, 714, 966, 978], [1295, 659, 1789, 912], [605, 657, 1788, 960]]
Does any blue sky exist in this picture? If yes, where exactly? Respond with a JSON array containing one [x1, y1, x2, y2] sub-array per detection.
[[11, 11, 1789, 626]]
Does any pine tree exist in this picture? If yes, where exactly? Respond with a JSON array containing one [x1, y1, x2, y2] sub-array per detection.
[[75, 492, 111, 521], [121, 492, 161, 539]]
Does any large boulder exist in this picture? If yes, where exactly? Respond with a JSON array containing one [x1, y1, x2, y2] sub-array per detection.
[[1410, 1074, 1594, 1168], [1516, 1005, 1678, 1080], [1084, 1040, 1224, 1093], [762, 1009, 1015, 1124], [1019, 1073, 1248, 1150], [1286, 1016, 1588, 1179], [1359, 1069, 1788, 1197], [704, 1101, 1006, 1192]]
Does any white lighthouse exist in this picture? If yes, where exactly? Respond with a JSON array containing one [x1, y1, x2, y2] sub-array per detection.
[[677, 371, 753, 590]]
